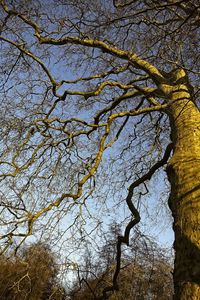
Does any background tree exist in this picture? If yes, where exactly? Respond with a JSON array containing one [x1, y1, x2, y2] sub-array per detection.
[[0, 0, 199, 299], [0, 243, 67, 299], [70, 224, 173, 300]]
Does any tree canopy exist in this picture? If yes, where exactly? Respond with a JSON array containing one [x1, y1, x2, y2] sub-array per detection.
[[0, 1, 199, 299]]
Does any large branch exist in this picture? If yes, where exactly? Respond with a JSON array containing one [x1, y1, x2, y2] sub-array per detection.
[[1, 2, 165, 84], [37, 35, 164, 84]]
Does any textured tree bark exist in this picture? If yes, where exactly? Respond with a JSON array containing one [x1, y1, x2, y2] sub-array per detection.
[[163, 69, 200, 299]]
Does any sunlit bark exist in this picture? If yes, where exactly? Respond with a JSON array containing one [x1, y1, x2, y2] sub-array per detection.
[[164, 69, 200, 299]]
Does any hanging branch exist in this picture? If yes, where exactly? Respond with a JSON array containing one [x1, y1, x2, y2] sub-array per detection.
[[98, 142, 173, 300]]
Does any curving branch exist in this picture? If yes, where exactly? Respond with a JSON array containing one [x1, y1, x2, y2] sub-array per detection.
[[1, 2, 164, 84], [97, 142, 173, 299]]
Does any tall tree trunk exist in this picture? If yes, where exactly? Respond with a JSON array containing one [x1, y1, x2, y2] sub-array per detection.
[[163, 69, 200, 299]]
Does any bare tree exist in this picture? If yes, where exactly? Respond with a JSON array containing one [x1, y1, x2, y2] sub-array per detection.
[[70, 224, 173, 300], [0, 0, 199, 299], [0, 243, 67, 299]]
